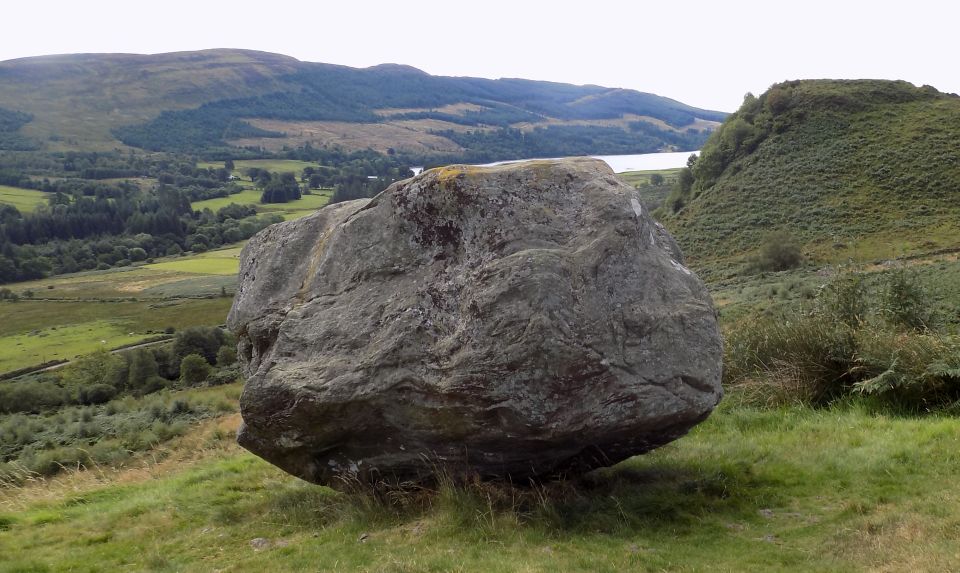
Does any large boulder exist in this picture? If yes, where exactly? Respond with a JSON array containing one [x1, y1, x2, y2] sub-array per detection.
[[228, 158, 722, 485]]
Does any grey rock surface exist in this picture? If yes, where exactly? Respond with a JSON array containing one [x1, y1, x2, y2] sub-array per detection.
[[227, 158, 722, 485]]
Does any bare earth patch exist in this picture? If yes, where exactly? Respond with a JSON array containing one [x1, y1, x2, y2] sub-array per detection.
[[374, 102, 488, 117]]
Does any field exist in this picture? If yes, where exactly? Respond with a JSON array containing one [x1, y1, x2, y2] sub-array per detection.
[[264, 191, 334, 220], [2, 396, 959, 572], [145, 247, 243, 276], [197, 159, 318, 175], [2, 171, 332, 375], [0, 245, 246, 374], [190, 189, 264, 212], [0, 184, 49, 213], [619, 168, 680, 213], [190, 176, 333, 222]]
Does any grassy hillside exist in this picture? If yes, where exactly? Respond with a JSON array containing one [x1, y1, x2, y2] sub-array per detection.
[[0, 50, 299, 152], [0, 49, 725, 157], [663, 80, 960, 269]]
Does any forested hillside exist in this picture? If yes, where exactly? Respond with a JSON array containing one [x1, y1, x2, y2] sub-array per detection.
[[0, 50, 725, 159]]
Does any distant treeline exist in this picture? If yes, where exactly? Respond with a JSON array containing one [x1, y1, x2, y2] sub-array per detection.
[[0, 153, 282, 283], [413, 124, 710, 165], [0, 107, 37, 151]]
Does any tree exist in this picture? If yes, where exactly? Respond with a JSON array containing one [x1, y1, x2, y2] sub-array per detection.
[[649, 173, 665, 186], [180, 353, 211, 386], [0, 255, 16, 282], [216, 345, 237, 366], [173, 326, 226, 364], [63, 348, 125, 390], [127, 348, 161, 394]]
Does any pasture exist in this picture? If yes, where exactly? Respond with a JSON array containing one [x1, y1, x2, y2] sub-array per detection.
[[191, 187, 333, 221], [197, 159, 318, 175], [144, 246, 243, 276], [0, 245, 246, 374], [0, 185, 49, 213], [0, 298, 232, 373]]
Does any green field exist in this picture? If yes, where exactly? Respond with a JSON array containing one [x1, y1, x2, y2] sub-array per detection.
[[0, 245, 246, 374], [2, 398, 958, 572], [191, 188, 333, 221], [0, 298, 232, 373], [617, 168, 681, 188], [0, 185, 49, 213], [145, 246, 243, 276], [197, 159, 318, 175], [258, 190, 334, 220], [0, 320, 143, 369], [191, 189, 264, 212]]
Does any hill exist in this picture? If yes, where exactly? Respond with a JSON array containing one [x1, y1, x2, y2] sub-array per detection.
[[0, 49, 725, 158], [663, 80, 960, 268]]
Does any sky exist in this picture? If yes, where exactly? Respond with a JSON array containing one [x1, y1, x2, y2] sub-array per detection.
[[3, 0, 958, 112]]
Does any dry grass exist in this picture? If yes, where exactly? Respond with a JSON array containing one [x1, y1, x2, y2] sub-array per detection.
[[0, 413, 243, 511], [231, 118, 470, 154], [374, 102, 488, 117]]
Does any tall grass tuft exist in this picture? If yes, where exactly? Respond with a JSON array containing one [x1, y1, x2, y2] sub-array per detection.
[[725, 265, 960, 411]]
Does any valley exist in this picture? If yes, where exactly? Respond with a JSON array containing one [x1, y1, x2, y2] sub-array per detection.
[[0, 58, 958, 571]]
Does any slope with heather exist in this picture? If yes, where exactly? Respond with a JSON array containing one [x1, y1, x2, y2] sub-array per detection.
[[664, 80, 960, 268]]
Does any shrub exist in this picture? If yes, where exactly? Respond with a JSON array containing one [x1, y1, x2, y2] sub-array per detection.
[[80, 383, 117, 405], [180, 354, 211, 386], [750, 231, 803, 272], [877, 266, 936, 331], [816, 267, 870, 327], [725, 267, 960, 411], [173, 326, 226, 365], [216, 345, 237, 366], [62, 348, 126, 390], [207, 366, 241, 387], [127, 348, 160, 395]]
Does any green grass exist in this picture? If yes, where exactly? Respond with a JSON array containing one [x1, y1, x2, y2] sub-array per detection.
[[197, 159, 318, 175], [0, 185, 49, 213], [0, 246, 245, 374], [190, 189, 264, 212], [190, 188, 333, 221], [144, 247, 243, 276], [2, 400, 959, 571], [617, 168, 681, 187], [665, 80, 960, 273], [0, 320, 142, 370], [0, 298, 232, 372], [257, 190, 334, 220]]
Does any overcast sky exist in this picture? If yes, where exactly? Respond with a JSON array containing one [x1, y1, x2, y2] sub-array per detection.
[[4, 0, 957, 112]]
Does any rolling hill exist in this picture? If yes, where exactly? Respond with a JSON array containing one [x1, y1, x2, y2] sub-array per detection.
[[0, 49, 725, 158], [663, 79, 960, 267]]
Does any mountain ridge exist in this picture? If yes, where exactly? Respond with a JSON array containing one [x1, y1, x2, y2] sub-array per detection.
[[0, 49, 726, 158]]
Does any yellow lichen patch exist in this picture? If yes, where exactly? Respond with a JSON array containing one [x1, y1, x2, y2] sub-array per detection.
[[433, 165, 473, 185]]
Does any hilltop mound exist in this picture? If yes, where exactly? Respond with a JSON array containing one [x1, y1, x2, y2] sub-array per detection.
[[0, 49, 725, 157], [664, 80, 960, 267]]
